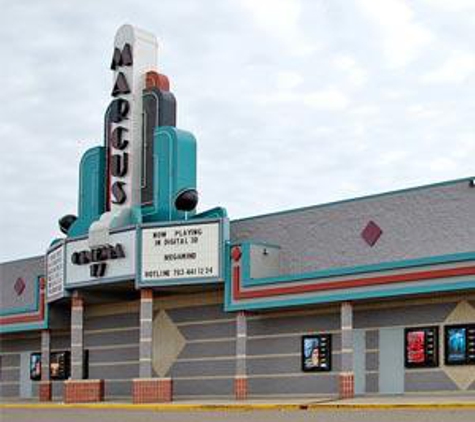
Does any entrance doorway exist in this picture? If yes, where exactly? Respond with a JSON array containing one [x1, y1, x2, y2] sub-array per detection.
[[378, 327, 404, 394], [19, 352, 33, 399]]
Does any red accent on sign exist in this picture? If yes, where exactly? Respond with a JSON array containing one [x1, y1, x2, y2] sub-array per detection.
[[361, 221, 383, 246], [145, 71, 170, 91], [233, 266, 475, 300]]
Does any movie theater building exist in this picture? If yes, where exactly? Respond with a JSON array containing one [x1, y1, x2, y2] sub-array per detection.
[[1, 25, 475, 403]]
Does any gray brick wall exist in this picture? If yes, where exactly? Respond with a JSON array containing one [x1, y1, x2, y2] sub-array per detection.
[[231, 180, 475, 275]]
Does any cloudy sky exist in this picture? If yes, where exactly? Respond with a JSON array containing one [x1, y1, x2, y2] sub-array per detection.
[[0, 0, 474, 261]]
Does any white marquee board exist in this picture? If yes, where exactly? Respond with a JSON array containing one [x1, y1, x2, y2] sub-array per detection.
[[141, 221, 221, 283], [46, 243, 65, 302]]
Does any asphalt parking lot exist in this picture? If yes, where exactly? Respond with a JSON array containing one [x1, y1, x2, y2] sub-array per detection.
[[2, 409, 475, 422]]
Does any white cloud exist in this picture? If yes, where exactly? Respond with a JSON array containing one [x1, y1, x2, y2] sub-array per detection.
[[428, 157, 458, 172], [302, 89, 350, 110], [239, 0, 317, 56], [422, 0, 475, 12], [255, 87, 350, 111], [406, 104, 441, 119], [358, 0, 433, 67], [276, 71, 303, 90], [333, 54, 368, 87], [423, 50, 475, 84]]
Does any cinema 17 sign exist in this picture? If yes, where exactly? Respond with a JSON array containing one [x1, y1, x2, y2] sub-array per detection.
[[141, 221, 222, 284]]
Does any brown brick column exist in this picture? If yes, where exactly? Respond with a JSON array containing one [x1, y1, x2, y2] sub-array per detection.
[[339, 373, 355, 399], [39, 381, 52, 401], [132, 378, 172, 403], [64, 380, 104, 403]]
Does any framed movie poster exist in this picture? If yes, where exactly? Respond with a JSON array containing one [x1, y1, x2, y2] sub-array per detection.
[[404, 326, 439, 368], [30, 353, 41, 381], [50, 351, 71, 380], [445, 324, 475, 365], [302, 334, 332, 372]]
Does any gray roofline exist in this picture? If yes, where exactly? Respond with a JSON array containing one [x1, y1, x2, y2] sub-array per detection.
[[0, 254, 44, 266], [231, 176, 475, 223]]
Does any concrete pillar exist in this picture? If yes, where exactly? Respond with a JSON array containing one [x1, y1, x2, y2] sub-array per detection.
[[39, 329, 52, 401], [133, 288, 172, 403], [339, 301, 355, 398], [139, 289, 154, 378], [71, 291, 84, 380], [64, 291, 104, 403], [41, 329, 51, 381], [235, 310, 248, 400]]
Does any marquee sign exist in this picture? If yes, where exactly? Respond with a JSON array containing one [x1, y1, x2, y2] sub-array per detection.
[[65, 229, 136, 286], [46, 242, 65, 302], [107, 25, 158, 211], [71, 243, 126, 278], [140, 220, 223, 285], [43, 25, 227, 304]]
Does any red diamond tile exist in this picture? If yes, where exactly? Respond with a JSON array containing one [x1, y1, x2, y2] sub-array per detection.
[[14, 277, 26, 295], [361, 221, 383, 247]]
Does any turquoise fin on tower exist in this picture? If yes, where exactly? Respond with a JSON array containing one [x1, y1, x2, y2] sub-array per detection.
[[68, 146, 106, 237], [142, 126, 197, 223]]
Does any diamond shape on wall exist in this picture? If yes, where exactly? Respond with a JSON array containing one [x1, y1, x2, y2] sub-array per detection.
[[442, 301, 475, 390], [152, 310, 186, 377], [14, 278, 26, 295], [361, 221, 383, 247]]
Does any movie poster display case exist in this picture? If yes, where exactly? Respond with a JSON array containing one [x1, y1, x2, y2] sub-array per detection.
[[301, 334, 332, 372], [445, 324, 475, 365], [404, 326, 439, 368]]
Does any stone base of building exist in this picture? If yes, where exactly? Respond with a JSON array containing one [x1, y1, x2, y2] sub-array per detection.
[[132, 378, 173, 403], [64, 379, 104, 403], [234, 376, 248, 400], [39, 381, 52, 401], [339, 372, 354, 399]]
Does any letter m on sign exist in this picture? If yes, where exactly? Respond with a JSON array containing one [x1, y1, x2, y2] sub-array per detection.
[[110, 44, 133, 70]]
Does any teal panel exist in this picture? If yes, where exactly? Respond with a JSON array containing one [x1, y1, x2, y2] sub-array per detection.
[[68, 146, 106, 237], [193, 207, 228, 220], [142, 126, 197, 223], [175, 129, 197, 200], [243, 251, 475, 288]]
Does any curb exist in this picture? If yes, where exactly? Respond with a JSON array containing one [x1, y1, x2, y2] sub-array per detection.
[[0, 403, 302, 411], [306, 402, 475, 410], [1, 402, 475, 411]]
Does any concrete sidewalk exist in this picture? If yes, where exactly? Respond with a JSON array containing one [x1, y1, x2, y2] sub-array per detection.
[[1, 394, 474, 411]]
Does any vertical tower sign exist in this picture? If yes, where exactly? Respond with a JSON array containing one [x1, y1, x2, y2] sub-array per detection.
[[108, 25, 158, 210]]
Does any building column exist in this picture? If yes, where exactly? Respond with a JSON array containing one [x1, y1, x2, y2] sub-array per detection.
[[133, 289, 172, 403], [39, 329, 52, 401], [139, 289, 153, 378], [339, 301, 355, 399], [71, 292, 84, 380], [235, 310, 248, 400], [64, 291, 104, 403]]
